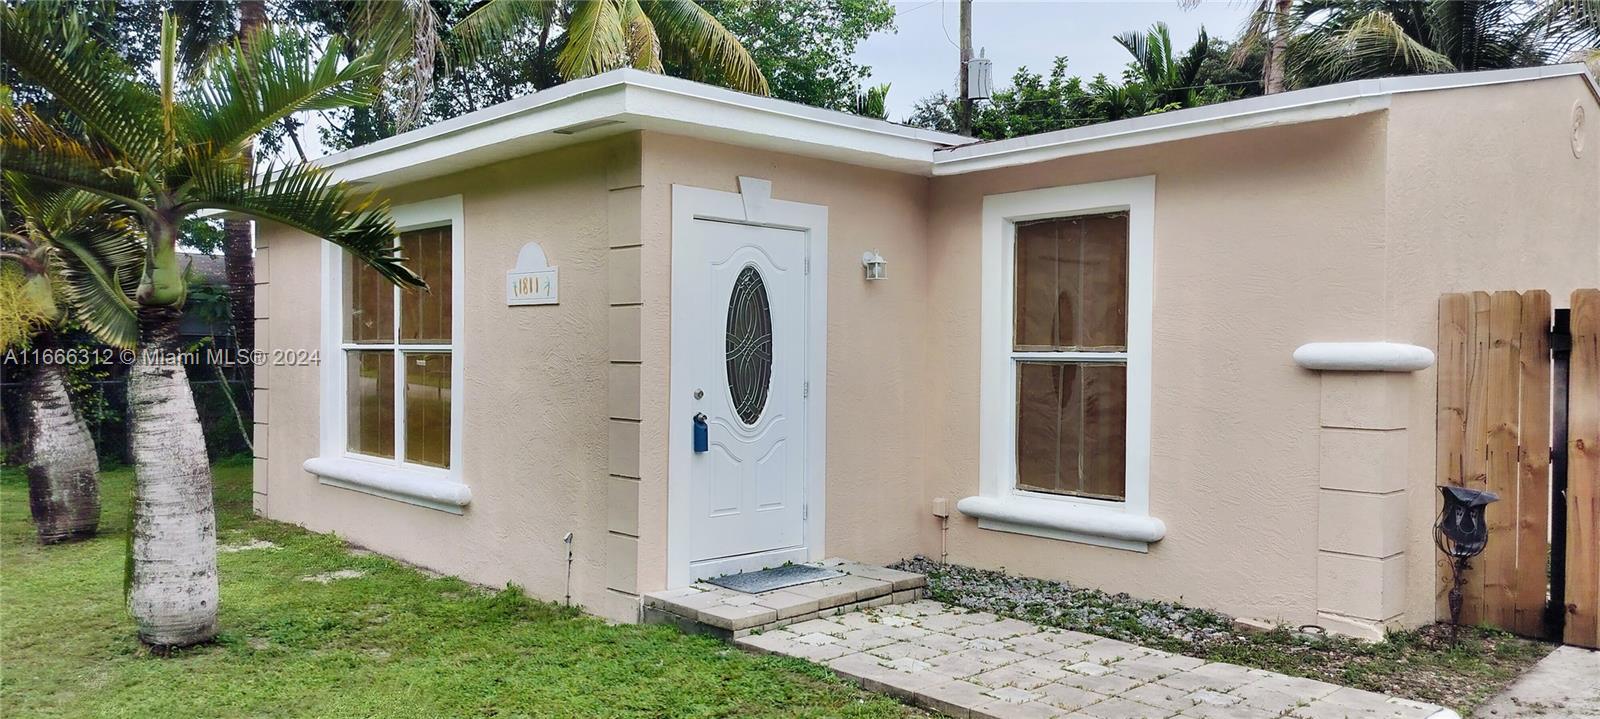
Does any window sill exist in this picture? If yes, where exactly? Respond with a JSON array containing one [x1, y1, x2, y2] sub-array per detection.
[[955, 495, 1165, 553], [303, 456, 471, 515]]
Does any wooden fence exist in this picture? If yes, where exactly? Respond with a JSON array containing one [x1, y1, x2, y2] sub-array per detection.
[[1436, 289, 1599, 648]]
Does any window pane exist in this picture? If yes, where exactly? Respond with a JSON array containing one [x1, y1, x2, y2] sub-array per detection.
[[1014, 213, 1129, 351], [345, 254, 393, 344], [347, 350, 395, 458], [726, 265, 773, 425], [404, 352, 451, 468], [400, 227, 452, 344], [1016, 362, 1126, 499]]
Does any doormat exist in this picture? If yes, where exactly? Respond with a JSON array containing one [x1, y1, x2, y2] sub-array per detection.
[[705, 564, 843, 594]]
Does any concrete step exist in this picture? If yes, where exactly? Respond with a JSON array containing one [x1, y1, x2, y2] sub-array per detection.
[[642, 558, 927, 640]]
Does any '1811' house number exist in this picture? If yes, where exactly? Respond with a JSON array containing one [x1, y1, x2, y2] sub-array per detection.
[[507, 241, 559, 305]]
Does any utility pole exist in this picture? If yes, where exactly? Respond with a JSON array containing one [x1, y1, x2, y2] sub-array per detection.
[[958, 0, 972, 135]]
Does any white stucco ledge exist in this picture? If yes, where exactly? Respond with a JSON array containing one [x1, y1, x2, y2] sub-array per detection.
[[303, 457, 471, 514], [1292, 342, 1435, 372], [955, 495, 1166, 552]]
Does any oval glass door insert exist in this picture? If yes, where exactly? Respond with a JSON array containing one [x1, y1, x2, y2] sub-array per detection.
[[725, 265, 773, 425]]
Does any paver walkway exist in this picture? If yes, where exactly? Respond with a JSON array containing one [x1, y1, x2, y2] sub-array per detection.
[[1474, 646, 1600, 718], [736, 600, 1458, 719]]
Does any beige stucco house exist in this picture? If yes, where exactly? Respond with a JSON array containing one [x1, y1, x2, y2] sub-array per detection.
[[253, 64, 1600, 639]]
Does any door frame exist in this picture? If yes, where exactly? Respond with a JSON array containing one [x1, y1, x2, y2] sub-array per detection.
[[667, 177, 828, 588]]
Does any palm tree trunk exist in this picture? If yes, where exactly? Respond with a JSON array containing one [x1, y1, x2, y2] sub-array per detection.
[[222, 0, 268, 414], [1263, 0, 1292, 94], [24, 331, 100, 544], [127, 305, 218, 648]]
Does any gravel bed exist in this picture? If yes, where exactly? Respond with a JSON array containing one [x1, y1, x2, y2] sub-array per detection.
[[890, 556, 1235, 650]]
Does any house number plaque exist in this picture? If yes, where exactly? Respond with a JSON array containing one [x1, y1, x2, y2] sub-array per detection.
[[507, 241, 559, 306]]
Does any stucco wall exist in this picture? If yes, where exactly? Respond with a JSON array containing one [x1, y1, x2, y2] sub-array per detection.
[[633, 133, 935, 593], [257, 136, 639, 621], [922, 114, 1394, 628], [1384, 77, 1600, 625], [253, 75, 1598, 631]]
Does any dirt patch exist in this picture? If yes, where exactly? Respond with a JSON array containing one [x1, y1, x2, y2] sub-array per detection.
[[219, 540, 278, 553], [300, 569, 367, 584]]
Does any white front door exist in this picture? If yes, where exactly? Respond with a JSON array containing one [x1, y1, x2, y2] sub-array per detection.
[[683, 218, 809, 572]]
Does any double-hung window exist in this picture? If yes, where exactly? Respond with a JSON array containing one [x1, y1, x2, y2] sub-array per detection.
[[1013, 212, 1129, 499], [966, 177, 1163, 551], [344, 225, 453, 468], [310, 196, 469, 512]]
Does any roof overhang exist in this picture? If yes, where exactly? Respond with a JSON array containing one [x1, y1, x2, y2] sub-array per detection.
[[318, 69, 967, 187], [316, 64, 1600, 186], [932, 64, 1600, 175]]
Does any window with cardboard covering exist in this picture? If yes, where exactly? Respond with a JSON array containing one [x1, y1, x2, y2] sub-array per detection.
[[1012, 213, 1128, 500], [343, 225, 453, 469]]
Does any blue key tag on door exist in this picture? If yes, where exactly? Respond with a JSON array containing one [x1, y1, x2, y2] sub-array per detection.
[[692, 413, 709, 453]]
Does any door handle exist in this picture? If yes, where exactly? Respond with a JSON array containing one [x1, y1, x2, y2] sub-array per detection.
[[692, 413, 708, 453]]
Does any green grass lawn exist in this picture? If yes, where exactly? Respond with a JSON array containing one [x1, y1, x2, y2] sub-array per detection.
[[1, 459, 923, 718]]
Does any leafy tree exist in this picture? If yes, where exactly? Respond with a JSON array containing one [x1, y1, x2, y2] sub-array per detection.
[[695, 0, 895, 112], [1, 5, 422, 647], [906, 26, 1247, 141]]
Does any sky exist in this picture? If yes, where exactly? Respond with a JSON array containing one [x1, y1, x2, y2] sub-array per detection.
[[855, 1, 1255, 121]]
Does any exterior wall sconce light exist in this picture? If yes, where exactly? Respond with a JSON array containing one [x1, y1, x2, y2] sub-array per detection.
[[1434, 485, 1498, 637], [862, 250, 887, 280]]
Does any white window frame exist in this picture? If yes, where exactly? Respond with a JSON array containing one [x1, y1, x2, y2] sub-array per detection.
[[959, 177, 1164, 552], [305, 195, 470, 513]]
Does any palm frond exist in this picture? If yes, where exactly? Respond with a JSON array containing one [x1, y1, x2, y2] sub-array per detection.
[[0, 3, 165, 165], [622, 0, 666, 73], [1288, 10, 1455, 86], [183, 158, 422, 289], [1535, 0, 1600, 56], [558, 0, 631, 79], [353, 0, 446, 131], [1231, 0, 1274, 68], [849, 83, 891, 120], [1176, 27, 1212, 89], [3, 174, 141, 349], [171, 0, 239, 76], [187, 26, 383, 154], [162, 13, 179, 151], [643, 0, 769, 95], [0, 104, 151, 215], [1114, 29, 1152, 74], [46, 217, 142, 350], [453, 0, 558, 68], [0, 263, 55, 350]]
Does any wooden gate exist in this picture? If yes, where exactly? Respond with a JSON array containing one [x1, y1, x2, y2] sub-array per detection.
[[1436, 289, 1599, 648]]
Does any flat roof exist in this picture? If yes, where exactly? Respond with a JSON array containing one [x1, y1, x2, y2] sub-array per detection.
[[318, 64, 1599, 186]]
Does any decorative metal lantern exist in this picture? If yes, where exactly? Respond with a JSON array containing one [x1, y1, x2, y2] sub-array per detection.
[[861, 250, 887, 281], [1434, 486, 1499, 633]]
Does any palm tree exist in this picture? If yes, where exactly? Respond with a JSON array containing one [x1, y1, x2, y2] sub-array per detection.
[[1114, 23, 1216, 108], [222, 1, 267, 415], [454, 0, 768, 95], [1, 179, 141, 545], [1537, 0, 1600, 64], [1252, 1, 1552, 90], [0, 5, 423, 647]]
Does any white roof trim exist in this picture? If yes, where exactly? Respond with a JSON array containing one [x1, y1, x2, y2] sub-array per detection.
[[317, 64, 1599, 185], [932, 64, 1600, 175], [318, 69, 966, 185]]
